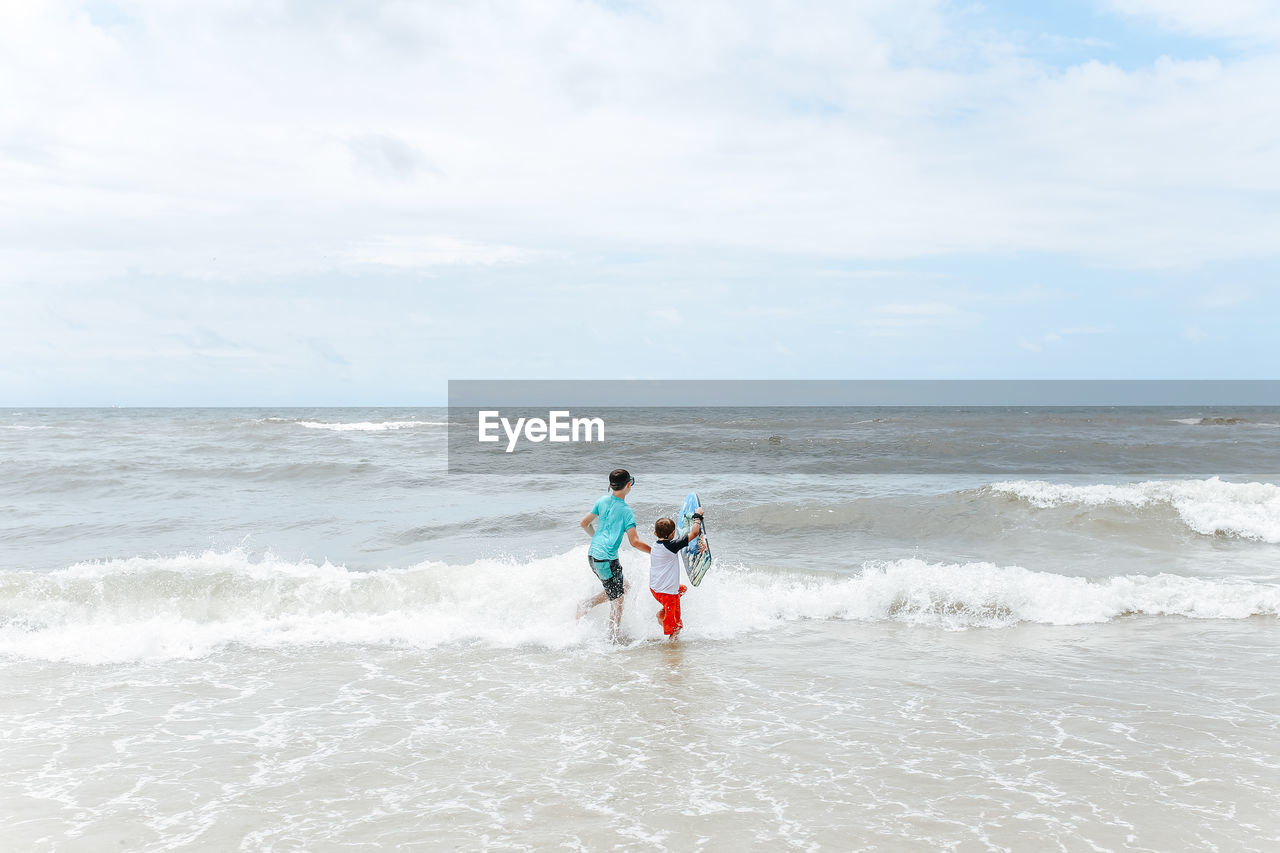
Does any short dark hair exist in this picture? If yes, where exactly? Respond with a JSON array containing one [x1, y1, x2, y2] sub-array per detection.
[[654, 517, 675, 539], [609, 469, 631, 490]]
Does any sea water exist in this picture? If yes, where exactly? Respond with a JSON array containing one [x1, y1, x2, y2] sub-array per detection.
[[1, 408, 1277, 851]]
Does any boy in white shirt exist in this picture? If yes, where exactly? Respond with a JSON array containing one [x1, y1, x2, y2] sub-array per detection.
[[648, 507, 704, 637]]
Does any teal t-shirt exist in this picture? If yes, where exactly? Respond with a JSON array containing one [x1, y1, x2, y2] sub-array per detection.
[[587, 493, 637, 560]]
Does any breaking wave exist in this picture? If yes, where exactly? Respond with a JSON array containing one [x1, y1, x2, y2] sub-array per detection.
[[260, 418, 445, 431], [990, 477, 1280, 543], [1171, 417, 1278, 426], [1, 549, 1275, 663]]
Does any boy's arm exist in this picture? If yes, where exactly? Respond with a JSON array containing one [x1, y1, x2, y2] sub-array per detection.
[[626, 526, 652, 554], [663, 512, 705, 553], [691, 508, 705, 551], [663, 534, 689, 553], [580, 513, 598, 537]]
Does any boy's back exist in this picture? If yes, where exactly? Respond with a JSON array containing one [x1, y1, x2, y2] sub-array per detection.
[[649, 533, 686, 594], [649, 512, 701, 637], [588, 492, 636, 560]]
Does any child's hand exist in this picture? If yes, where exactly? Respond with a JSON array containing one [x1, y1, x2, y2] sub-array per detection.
[[695, 506, 704, 515]]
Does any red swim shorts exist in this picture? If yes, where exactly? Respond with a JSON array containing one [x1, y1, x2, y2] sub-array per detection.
[[651, 585, 687, 636]]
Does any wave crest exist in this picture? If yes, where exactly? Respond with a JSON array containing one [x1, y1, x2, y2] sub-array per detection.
[[1, 550, 1276, 663], [990, 477, 1280, 543], [259, 418, 445, 431]]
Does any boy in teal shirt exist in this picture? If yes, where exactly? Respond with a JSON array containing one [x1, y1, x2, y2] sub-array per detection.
[[577, 468, 651, 639]]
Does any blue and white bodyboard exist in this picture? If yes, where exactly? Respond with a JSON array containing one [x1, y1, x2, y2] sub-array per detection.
[[677, 491, 713, 586]]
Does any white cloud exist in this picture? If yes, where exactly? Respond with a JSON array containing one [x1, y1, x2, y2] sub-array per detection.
[[875, 302, 962, 316], [1, 0, 1278, 287], [646, 307, 684, 326], [1198, 286, 1250, 309], [1, 1, 1279, 402], [1018, 325, 1113, 353], [1108, 0, 1280, 43], [342, 236, 538, 269], [863, 301, 981, 335]]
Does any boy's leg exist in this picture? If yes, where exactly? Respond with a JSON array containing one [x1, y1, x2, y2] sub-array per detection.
[[605, 561, 626, 639], [581, 556, 622, 621], [650, 589, 666, 628], [577, 590, 608, 620], [607, 595, 625, 640], [668, 586, 686, 638], [655, 590, 681, 637]]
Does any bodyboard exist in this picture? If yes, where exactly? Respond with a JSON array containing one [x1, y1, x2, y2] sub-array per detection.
[[677, 491, 713, 586]]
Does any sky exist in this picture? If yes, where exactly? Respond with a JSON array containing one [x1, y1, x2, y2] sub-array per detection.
[[1, 0, 1278, 405]]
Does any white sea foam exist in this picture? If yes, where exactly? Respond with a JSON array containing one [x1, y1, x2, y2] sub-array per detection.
[[296, 420, 445, 431], [1, 549, 1275, 663], [1172, 417, 1248, 425], [718, 558, 1278, 631], [1171, 416, 1279, 427], [261, 418, 445, 431], [990, 477, 1280, 543]]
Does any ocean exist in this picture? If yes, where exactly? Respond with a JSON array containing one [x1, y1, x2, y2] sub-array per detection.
[[2, 407, 1277, 851]]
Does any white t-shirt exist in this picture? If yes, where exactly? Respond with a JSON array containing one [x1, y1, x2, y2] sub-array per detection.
[[649, 533, 691, 594]]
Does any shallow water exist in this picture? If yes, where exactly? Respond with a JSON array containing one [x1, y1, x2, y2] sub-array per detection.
[[2, 407, 1278, 850], [4, 619, 1276, 851]]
